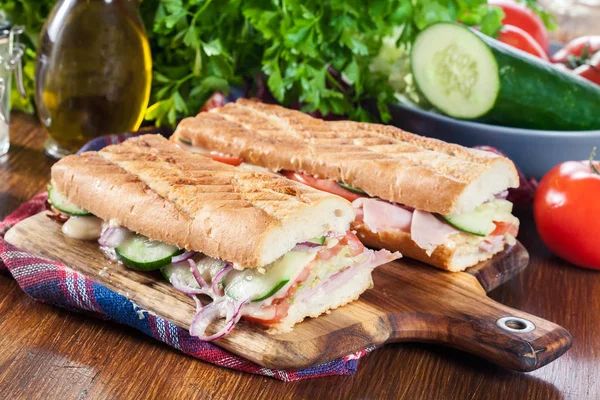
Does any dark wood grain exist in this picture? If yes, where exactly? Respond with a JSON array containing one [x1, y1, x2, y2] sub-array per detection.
[[0, 113, 595, 400], [5, 213, 570, 371], [465, 242, 530, 292]]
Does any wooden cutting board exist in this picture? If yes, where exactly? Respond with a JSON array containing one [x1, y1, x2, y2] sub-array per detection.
[[5, 212, 572, 371]]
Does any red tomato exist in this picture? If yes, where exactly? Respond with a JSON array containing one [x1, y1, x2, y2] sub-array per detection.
[[573, 52, 600, 86], [281, 170, 366, 202], [497, 25, 549, 60], [551, 36, 600, 64], [340, 231, 365, 256], [534, 158, 600, 270], [491, 221, 519, 237], [243, 303, 290, 325], [489, 0, 549, 53], [317, 245, 342, 261], [209, 151, 243, 166]]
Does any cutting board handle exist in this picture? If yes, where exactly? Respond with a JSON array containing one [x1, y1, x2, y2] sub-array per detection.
[[388, 297, 572, 371]]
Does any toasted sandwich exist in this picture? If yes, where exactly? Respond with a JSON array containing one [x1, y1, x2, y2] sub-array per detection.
[[48, 134, 399, 339], [171, 99, 520, 272]]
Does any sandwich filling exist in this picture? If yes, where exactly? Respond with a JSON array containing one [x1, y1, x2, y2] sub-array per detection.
[[277, 171, 519, 258], [48, 183, 399, 340]]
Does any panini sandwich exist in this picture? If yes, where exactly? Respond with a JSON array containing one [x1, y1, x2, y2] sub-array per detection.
[[48, 134, 399, 339], [172, 99, 520, 272]]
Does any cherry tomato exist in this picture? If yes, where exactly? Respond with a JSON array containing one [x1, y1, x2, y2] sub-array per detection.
[[281, 170, 366, 202], [491, 221, 519, 237], [534, 158, 600, 270], [572, 52, 600, 86], [489, 0, 549, 53], [497, 25, 549, 60], [551, 36, 600, 64], [209, 151, 243, 166]]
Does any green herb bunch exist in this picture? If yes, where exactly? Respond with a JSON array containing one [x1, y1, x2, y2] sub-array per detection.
[[1, 0, 548, 126]]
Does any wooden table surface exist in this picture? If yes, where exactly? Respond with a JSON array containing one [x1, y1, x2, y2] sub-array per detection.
[[1, 113, 598, 400]]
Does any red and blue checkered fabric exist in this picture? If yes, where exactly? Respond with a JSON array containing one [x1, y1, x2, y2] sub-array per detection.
[[0, 193, 376, 381]]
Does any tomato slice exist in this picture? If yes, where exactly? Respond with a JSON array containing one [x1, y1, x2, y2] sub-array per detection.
[[339, 231, 365, 256], [243, 303, 290, 325], [497, 25, 549, 60], [209, 151, 243, 166], [281, 171, 366, 202], [491, 222, 519, 237]]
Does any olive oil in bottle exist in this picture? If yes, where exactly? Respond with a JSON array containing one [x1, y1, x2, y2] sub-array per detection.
[[35, 0, 152, 158]]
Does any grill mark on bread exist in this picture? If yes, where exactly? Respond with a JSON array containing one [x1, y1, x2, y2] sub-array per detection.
[[174, 99, 519, 214], [51, 135, 355, 267], [221, 102, 485, 182]]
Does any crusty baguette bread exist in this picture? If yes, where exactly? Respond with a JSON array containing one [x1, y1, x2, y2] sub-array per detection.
[[51, 134, 354, 268], [353, 222, 516, 272], [172, 99, 520, 215]]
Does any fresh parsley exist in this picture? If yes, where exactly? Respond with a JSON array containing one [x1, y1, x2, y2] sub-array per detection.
[[2, 0, 550, 127]]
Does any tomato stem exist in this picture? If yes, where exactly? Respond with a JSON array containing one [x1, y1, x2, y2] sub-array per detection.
[[589, 147, 600, 175]]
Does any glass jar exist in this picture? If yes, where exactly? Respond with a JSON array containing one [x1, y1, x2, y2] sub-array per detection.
[[35, 0, 152, 159], [0, 20, 26, 157]]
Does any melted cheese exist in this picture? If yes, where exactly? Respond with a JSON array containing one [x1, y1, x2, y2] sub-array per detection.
[[62, 216, 103, 240]]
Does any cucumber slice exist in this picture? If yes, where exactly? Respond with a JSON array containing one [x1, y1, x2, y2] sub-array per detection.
[[338, 182, 367, 195], [411, 23, 499, 119], [116, 234, 183, 271], [161, 262, 196, 285], [412, 22, 600, 130], [225, 250, 316, 302], [47, 183, 91, 216], [442, 199, 513, 236], [307, 236, 326, 245], [252, 280, 289, 302]]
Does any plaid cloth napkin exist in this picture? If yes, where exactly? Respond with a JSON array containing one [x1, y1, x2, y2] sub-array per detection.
[[0, 193, 376, 381]]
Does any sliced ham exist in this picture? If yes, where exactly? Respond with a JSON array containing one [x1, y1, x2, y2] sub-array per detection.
[[353, 198, 412, 233], [410, 210, 459, 256], [294, 248, 400, 303]]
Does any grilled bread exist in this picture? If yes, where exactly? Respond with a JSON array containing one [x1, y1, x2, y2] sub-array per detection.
[[51, 134, 355, 268], [172, 98, 519, 216]]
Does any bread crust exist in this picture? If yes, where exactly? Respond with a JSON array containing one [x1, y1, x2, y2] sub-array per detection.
[[51, 135, 354, 268], [172, 99, 519, 215], [352, 222, 508, 272]]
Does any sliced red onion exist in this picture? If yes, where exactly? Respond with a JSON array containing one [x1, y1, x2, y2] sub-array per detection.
[[189, 259, 208, 289], [170, 276, 212, 296], [172, 250, 197, 264], [98, 226, 130, 248], [99, 245, 118, 262], [293, 244, 322, 253], [192, 295, 203, 311], [296, 241, 322, 248], [212, 263, 233, 295], [189, 298, 248, 341], [495, 190, 509, 200]]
